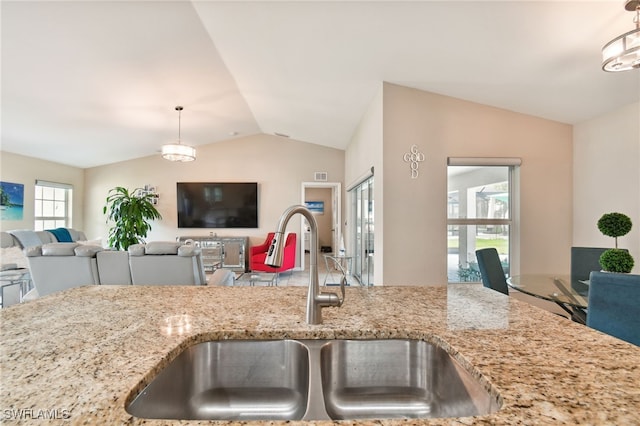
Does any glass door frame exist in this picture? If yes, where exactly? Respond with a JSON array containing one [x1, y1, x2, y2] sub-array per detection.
[[350, 175, 374, 286]]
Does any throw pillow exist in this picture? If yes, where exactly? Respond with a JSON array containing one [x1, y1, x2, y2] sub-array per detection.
[[77, 238, 104, 248], [0, 246, 29, 269], [41, 242, 80, 256], [145, 241, 181, 255]]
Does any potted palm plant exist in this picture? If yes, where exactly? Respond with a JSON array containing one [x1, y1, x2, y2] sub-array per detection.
[[103, 186, 162, 250], [597, 212, 634, 273]]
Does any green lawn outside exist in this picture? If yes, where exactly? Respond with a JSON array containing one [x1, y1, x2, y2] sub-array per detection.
[[448, 237, 508, 255]]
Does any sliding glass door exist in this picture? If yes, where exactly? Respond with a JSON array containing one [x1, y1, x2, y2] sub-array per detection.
[[351, 176, 374, 286]]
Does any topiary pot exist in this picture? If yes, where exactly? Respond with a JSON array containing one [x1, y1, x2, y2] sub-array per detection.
[[599, 249, 635, 274]]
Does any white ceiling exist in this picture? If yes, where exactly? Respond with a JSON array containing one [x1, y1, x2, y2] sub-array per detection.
[[2, 1, 639, 169]]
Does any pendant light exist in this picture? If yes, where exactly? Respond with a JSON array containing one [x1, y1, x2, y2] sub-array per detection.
[[602, 0, 640, 72], [161, 106, 196, 162]]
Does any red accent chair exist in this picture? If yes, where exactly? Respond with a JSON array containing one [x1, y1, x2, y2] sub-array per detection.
[[250, 232, 297, 273]]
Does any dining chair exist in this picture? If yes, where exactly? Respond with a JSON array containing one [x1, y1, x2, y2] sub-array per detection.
[[475, 248, 509, 295], [587, 271, 640, 346], [570, 247, 610, 287]]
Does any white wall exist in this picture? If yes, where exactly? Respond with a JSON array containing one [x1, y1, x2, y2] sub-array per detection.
[[0, 152, 85, 232], [345, 85, 384, 284], [83, 133, 345, 267], [573, 102, 640, 273], [379, 83, 573, 285]]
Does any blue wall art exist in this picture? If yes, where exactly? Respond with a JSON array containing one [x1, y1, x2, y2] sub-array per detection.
[[0, 181, 24, 221]]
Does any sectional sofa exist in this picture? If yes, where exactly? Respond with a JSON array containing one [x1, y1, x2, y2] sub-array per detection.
[[1, 228, 90, 306], [1, 230, 234, 307]]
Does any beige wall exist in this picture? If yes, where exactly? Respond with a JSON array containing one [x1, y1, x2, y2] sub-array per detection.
[[83, 133, 345, 267], [573, 101, 640, 273], [3, 86, 634, 286], [378, 83, 573, 285], [304, 188, 333, 249], [0, 152, 85, 232]]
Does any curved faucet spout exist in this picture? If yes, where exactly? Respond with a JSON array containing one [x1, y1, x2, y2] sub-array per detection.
[[265, 205, 345, 324]]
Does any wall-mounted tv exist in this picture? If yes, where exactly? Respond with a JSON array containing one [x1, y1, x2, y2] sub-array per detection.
[[177, 182, 258, 228]]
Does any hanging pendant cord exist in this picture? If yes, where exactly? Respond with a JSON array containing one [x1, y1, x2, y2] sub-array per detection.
[[176, 106, 183, 145]]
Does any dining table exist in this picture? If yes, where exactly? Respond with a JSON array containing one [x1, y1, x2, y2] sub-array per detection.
[[507, 274, 588, 323]]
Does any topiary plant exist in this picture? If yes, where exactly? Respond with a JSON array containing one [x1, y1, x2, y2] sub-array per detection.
[[599, 249, 634, 273], [597, 212, 632, 248], [597, 212, 634, 273]]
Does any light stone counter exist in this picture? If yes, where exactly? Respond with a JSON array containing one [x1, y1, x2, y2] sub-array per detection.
[[1, 284, 639, 425]]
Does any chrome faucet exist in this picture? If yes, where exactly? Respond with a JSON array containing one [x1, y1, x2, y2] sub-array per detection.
[[265, 205, 345, 324]]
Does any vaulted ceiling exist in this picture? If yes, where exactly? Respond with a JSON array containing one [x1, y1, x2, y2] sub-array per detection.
[[2, 1, 639, 168]]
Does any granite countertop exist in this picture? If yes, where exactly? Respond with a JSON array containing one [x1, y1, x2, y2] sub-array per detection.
[[1, 284, 639, 425]]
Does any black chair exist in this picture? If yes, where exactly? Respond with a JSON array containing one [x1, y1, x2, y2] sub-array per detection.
[[475, 248, 509, 295], [588, 271, 640, 346]]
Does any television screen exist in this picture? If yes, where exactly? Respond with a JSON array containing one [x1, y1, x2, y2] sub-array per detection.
[[177, 182, 258, 228]]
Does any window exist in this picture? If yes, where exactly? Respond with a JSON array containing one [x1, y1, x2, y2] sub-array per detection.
[[34, 180, 73, 231], [447, 159, 519, 283]]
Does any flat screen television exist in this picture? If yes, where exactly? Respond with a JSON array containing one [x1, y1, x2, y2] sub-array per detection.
[[177, 182, 258, 228]]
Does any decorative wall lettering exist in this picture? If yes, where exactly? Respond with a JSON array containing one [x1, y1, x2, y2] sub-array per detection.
[[403, 145, 425, 179]]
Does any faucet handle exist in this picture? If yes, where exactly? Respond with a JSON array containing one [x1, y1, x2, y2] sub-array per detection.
[[265, 232, 284, 267], [336, 275, 346, 307]]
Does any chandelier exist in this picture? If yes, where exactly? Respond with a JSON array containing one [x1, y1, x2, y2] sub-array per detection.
[[161, 106, 196, 162], [602, 0, 640, 72]]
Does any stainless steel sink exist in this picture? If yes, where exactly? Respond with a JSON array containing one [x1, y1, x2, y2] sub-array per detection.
[[126, 339, 310, 421], [126, 339, 500, 421], [320, 339, 499, 420]]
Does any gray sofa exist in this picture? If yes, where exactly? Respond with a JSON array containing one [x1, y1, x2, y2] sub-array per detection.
[[127, 242, 207, 286], [25, 241, 210, 294], [1, 228, 88, 306], [1, 229, 88, 250], [25, 242, 102, 297]]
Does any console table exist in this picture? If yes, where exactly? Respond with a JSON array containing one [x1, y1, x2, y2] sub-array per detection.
[[177, 236, 248, 273]]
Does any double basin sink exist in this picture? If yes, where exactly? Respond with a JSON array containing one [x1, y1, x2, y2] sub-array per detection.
[[126, 339, 501, 421]]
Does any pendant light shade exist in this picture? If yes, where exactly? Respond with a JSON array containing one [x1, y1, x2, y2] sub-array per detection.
[[162, 106, 196, 162], [602, 0, 640, 72], [161, 143, 196, 162]]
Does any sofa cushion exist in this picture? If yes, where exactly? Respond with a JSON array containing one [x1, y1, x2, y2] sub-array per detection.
[[74, 245, 104, 257], [178, 245, 201, 257], [25, 246, 42, 257], [67, 229, 88, 241], [41, 242, 80, 256], [0, 232, 15, 249], [7, 230, 43, 248], [145, 241, 181, 255], [36, 231, 56, 244], [128, 244, 145, 257]]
